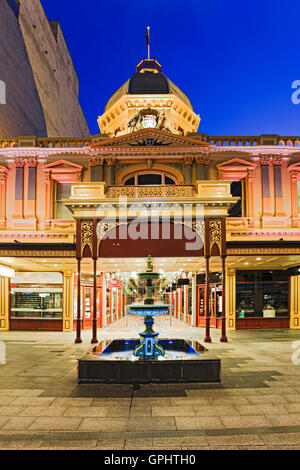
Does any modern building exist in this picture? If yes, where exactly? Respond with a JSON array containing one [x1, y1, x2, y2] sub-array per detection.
[[1, 55, 300, 340], [0, 0, 90, 139]]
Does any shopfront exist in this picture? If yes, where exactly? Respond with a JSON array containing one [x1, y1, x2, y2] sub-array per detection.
[[10, 272, 63, 331], [196, 273, 223, 328], [235, 270, 289, 329]]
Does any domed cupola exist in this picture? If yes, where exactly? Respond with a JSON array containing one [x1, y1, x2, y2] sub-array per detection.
[[98, 58, 200, 137]]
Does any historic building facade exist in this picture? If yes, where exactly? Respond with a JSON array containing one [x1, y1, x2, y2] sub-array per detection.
[[0, 58, 300, 339]]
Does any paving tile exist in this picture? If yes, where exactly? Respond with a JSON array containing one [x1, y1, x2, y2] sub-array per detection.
[[126, 417, 176, 431], [107, 407, 130, 417], [266, 414, 300, 426], [220, 415, 272, 428], [19, 406, 67, 417], [207, 434, 264, 446], [11, 397, 55, 407], [236, 404, 287, 415], [92, 398, 131, 407], [2, 416, 37, 431], [64, 407, 109, 417], [175, 416, 224, 430], [97, 438, 125, 448], [284, 404, 300, 413], [40, 440, 97, 448], [78, 418, 127, 432], [0, 389, 44, 397], [0, 440, 43, 449], [0, 397, 19, 406], [28, 417, 82, 431], [0, 406, 24, 416], [171, 397, 211, 406], [152, 406, 195, 417], [129, 407, 151, 417], [131, 398, 172, 407], [193, 405, 239, 416], [152, 436, 208, 447], [260, 433, 300, 445], [50, 398, 93, 407], [247, 395, 288, 404]]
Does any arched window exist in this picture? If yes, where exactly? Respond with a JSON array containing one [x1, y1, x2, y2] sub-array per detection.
[[123, 172, 176, 185]]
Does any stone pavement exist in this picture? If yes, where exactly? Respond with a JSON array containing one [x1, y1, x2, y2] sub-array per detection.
[[0, 317, 300, 450]]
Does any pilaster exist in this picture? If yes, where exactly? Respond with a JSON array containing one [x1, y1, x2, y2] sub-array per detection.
[[63, 271, 74, 332], [226, 268, 236, 330], [0, 276, 10, 331], [290, 275, 300, 329]]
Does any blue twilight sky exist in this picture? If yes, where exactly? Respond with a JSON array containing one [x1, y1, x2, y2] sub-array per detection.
[[42, 0, 300, 137]]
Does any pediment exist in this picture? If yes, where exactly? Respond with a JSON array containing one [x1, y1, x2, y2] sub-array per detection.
[[43, 159, 83, 170], [91, 128, 209, 148], [217, 158, 256, 169]]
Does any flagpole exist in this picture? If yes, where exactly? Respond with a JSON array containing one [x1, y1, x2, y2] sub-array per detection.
[[147, 26, 150, 60]]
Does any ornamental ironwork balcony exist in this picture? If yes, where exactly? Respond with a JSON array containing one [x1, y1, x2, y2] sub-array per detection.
[[107, 185, 195, 199]]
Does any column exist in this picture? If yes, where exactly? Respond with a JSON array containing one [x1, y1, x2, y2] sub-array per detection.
[[220, 256, 228, 342], [102, 275, 107, 328], [25, 158, 37, 220], [90, 158, 104, 182], [106, 158, 115, 186], [14, 158, 25, 218], [290, 275, 300, 329], [75, 258, 82, 343], [0, 276, 9, 331], [184, 158, 193, 184], [63, 272, 73, 332], [290, 171, 299, 221], [226, 268, 236, 330], [0, 167, 8, 229], [191, 274, 196, 327], [204, 256, 211, 342], [91, 258, 98, 343]]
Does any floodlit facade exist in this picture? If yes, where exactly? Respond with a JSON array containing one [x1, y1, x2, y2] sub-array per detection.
[[1, 54, 300, 340]]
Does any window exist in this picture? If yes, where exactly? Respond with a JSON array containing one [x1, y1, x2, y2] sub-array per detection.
[[228, 181, 243, 217], [123, 172, 176, 185], [55, 183, 73, 219], [10, 272, 63, 320], [236, 270, 289, 319]]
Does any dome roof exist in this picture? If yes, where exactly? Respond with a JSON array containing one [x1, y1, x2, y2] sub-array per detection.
[[104, 59, 193, 112]]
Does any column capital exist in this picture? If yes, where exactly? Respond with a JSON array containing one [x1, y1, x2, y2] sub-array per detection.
[[184, 157, 194, 166], [195, 157, 211, 166], [26, 157, 38, 168], [89, 157, 104, 167], [106, 157, 115, 166], [14, 158, 26, 168]]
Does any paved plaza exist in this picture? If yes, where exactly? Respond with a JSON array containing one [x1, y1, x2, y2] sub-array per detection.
[[0, 317, 300, 450]]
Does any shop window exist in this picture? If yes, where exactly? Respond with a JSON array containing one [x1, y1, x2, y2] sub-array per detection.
[[236, 270, 289, 319], [10, 272, 63, 320], [55, 183, 73, 219]]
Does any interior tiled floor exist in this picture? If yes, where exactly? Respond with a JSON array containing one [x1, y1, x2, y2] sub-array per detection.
[[0, 316, 300, 450]]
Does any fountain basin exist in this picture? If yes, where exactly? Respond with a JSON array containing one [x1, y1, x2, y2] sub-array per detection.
[[78, 339, 221, 384], [126, 304, 170, 315]]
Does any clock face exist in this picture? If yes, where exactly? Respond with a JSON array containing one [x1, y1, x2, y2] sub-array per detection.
[[142, 115, 157, 128]]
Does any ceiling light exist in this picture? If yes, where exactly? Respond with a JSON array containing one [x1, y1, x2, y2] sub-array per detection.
[[0, 265, 15, 278], [256, 257, 261, 261], [244, 262, 249, 265]]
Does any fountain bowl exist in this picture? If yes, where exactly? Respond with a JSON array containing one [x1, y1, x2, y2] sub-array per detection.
[[78, 339, 221, 384]]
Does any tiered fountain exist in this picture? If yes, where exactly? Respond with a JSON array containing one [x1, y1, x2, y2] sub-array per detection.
[[78, 256, 221, 384], [126, 255, 169, 359]]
